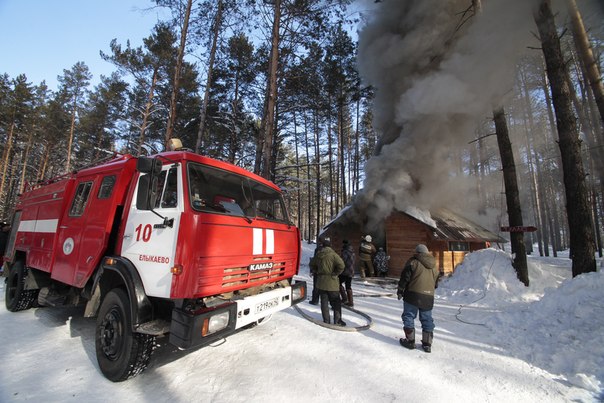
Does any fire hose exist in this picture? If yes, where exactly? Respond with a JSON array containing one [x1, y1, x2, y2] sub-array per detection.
[[293, 297, 373, 332]]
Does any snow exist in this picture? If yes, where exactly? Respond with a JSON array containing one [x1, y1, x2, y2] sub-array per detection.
[[404, 206, 436, 228], [0, 245, 602, 402]]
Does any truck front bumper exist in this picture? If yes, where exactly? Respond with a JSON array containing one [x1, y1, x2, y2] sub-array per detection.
[[169, 281, 306, 349]]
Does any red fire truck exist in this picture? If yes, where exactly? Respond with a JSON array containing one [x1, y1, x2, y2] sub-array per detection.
[[2, 143, 306, 381]]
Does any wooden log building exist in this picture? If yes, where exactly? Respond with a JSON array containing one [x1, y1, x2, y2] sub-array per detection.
[[322, 207, 506, 279]]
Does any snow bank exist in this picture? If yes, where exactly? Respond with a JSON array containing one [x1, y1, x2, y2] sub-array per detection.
[[487, 270, 604, 394], [438, 247, 603, 394], [437, 248, 528, 306]]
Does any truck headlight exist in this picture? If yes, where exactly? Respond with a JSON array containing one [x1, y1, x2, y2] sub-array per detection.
[[202, 311, 230, 336], [291, 283, 306, 302]]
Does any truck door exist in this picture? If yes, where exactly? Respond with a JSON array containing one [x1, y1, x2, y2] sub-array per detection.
[[120, 165, 182, 298], [52, 178, 95, 285]]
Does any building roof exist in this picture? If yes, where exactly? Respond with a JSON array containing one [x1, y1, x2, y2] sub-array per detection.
[[323, 205, 507, 244], [410, 208, 507, 243]]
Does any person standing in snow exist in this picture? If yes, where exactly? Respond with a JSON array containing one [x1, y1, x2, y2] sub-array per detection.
[[359, 235, 377, 278], [308, 242, 323, 305], [397, 244, 440, 352], [309, 237, 346, 326], [339, 240, 355, 307], [0, 221, 10, 273], [374, 247, 390, 277]]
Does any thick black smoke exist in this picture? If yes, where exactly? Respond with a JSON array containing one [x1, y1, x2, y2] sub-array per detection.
[[350, 0, 539, 231]]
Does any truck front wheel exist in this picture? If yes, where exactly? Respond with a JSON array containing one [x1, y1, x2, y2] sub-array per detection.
[[95, 288, 154, 381], [5, 260, 38, 312]]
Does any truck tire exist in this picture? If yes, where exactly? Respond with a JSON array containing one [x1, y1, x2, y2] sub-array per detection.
[[5, 260, 38, 312], [95, 288, 155, 382]]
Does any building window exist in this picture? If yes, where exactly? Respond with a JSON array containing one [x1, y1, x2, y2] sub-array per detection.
[[69, 181, 93, 216], [449, 242, 469, 251]]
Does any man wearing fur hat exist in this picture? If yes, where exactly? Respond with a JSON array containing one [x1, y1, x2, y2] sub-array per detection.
[[358, 235, 377, 278], [397, 244, 440, 352]]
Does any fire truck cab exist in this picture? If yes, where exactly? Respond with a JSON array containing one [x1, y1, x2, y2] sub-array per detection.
[[3, 146, 306, 381]]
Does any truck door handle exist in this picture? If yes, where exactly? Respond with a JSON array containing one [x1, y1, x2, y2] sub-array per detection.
[[123, 234, 132, 239]]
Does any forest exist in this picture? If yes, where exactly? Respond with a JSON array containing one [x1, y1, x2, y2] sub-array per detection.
[[0, 0, 602, 278]]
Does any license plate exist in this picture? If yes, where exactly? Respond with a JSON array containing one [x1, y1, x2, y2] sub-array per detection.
[[255, 297, 279, 314]]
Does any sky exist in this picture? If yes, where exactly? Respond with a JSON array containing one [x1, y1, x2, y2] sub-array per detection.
[[0, 0, 163, 90], [0, 243, 602, 402]]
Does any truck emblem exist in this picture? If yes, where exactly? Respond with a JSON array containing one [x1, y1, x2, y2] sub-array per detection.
[[249, 262, 274, 271], [63, 238, 74, 255]]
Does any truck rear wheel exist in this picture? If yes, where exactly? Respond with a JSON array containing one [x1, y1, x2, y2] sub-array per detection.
[[5, 260, 38, 312], [95, 288, 155, 382]]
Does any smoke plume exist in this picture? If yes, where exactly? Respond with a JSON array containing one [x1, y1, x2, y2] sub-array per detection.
[[350, 0, 539, 231]]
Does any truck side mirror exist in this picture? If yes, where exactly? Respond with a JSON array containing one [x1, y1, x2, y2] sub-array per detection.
[[137, 157, 162, 175], [136, 157, 161, 210], [136, 174, 158, 210]]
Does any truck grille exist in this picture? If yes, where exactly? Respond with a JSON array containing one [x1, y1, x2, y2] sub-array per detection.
[[221, 262, 287, 289]]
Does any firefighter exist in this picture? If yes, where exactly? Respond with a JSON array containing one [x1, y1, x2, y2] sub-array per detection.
[[359, 235, 377, 278]]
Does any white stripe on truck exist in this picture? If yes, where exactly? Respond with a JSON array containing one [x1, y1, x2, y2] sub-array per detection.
[[18, 219, 59, 233]]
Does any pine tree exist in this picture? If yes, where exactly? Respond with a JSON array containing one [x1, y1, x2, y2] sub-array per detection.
[[57, 62, 92, 172], [534, 0, 596, 276]]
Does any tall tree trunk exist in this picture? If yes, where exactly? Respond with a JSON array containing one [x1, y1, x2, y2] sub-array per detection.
[[338, 94, 347, 208], [19, 131, 34, 194], [228, 68, 240, 164], [66, 97, 77, 172], [304, 111, 312, 241], [138, 66, 159, 155], [534, 0, 596, 276], [195, 0, 223, 154], [567, 0, 604, 126], [592, 174, 603, 258], [165, 0, 193, 147], [0, 120, 16, 198], [260, 0, 281, 180], [494, 107, 529, 286], [326, 94, 334, 218], [354, 96, 360, 193], [519, 68, 548, 255], [293, 110, 301, 231], [314, 112, 321, 242]]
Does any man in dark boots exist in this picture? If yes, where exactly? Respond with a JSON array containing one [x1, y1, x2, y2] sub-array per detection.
[[422, 331, 433, 353], [400, 328, 415, 349], [397, 244, 440, 352], [309, 237, 346, 326], [339, 239, 355, 308], [308, 243, 323, 305], [358, 235, 376, 278]]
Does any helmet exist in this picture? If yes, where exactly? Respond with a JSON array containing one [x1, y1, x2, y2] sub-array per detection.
[[364, 235, 372, 242]]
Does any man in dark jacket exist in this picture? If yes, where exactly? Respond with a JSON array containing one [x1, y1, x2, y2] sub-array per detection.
[[308, 242, 323, 305], [339, 240, 355, 307], [397, 244, 439, 352], [0, 222, 10, 273], [310, 237, 346, 326], [0, 222, 10, 256]]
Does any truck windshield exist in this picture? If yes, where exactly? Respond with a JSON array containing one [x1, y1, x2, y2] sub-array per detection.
[[187, 162, 289, 223]]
